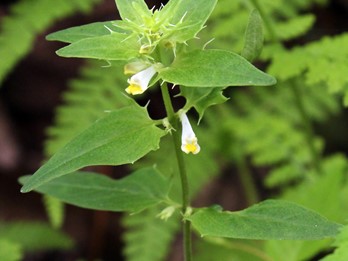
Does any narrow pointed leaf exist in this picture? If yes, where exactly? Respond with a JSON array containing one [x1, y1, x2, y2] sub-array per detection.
[[21, 105, 165, 193], [56, 33, 140, 60], [188, 200, 342, 240], [241, 9, 264, 62], [20, 167, 170, 213], [160, 49, 276, 87], [46, 21, 118, 43]]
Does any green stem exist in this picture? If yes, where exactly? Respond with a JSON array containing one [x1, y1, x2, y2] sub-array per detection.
[[250, 0, 322, 174], [160, 82, 192, 261]]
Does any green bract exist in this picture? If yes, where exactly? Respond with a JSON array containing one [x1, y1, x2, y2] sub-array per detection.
[[48, 0, 218, 57]]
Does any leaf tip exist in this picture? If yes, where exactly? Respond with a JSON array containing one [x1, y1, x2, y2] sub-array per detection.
[[270, 75, 277, 85], [18, 175, 35, 193], [55, 49, 65, 57], [20, 185, 32, 193]]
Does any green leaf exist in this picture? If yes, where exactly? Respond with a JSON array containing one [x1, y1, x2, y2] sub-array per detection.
[[160, 49, 276, 87], [180, 87, 228, 121], [56, 32, 140, 60], [160, 0, 218, 43], [188, 200, 342, 240], [0, 222, 73, 252], [273, 14, 315, 41], [21, 105, 165, 193], [194, 238, 267, 261], [46, 21, 118, 43], [0, 240, 22, 261], [241, 9, 263, 62], [264, 155, 348, 261], [20, 167, 170, 213], [115, 0, 151, 24]]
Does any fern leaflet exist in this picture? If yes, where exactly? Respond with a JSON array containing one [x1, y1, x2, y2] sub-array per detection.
[[0, 0, 101, 85]]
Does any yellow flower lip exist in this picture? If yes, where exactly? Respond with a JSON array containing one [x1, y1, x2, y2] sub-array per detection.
[[125, 65, 157, 95], [182, 140, 200, 155], [125, 84, 144, 95]]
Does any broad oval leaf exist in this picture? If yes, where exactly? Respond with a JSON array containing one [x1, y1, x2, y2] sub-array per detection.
[[188, 200, 342, 240], [159, 49, 276, 87], [56, 32, 140, 60], [21, 105, 165, 193], [20, 167, 170, 213]]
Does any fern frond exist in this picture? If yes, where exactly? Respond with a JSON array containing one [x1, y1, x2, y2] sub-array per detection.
[[272, 14, 315, 41], [0, 0, 101, 85], [206, 80, 339, 188], [203, 0, 323, 52], [263, 0, 327, 18], [267, 33, 348, 105], [44, 60, 129, 155], [122, 207, 179, 261]]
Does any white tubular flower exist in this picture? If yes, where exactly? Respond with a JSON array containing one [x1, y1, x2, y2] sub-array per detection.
[[125, 65, 156, 95], [180, 112, 200, 154]]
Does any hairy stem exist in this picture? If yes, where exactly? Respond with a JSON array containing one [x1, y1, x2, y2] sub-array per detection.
[[250, 0, 322, 174], [160, 82, 192, 261]]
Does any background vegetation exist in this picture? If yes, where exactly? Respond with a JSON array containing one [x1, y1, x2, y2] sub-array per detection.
[[0, 0, 347, 260]]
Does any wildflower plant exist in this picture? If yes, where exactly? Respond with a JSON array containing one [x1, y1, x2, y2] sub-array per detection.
[[19, 0, 342, 260]]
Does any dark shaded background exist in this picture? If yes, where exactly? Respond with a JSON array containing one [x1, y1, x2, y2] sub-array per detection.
[[0, 0, 348, 260]]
